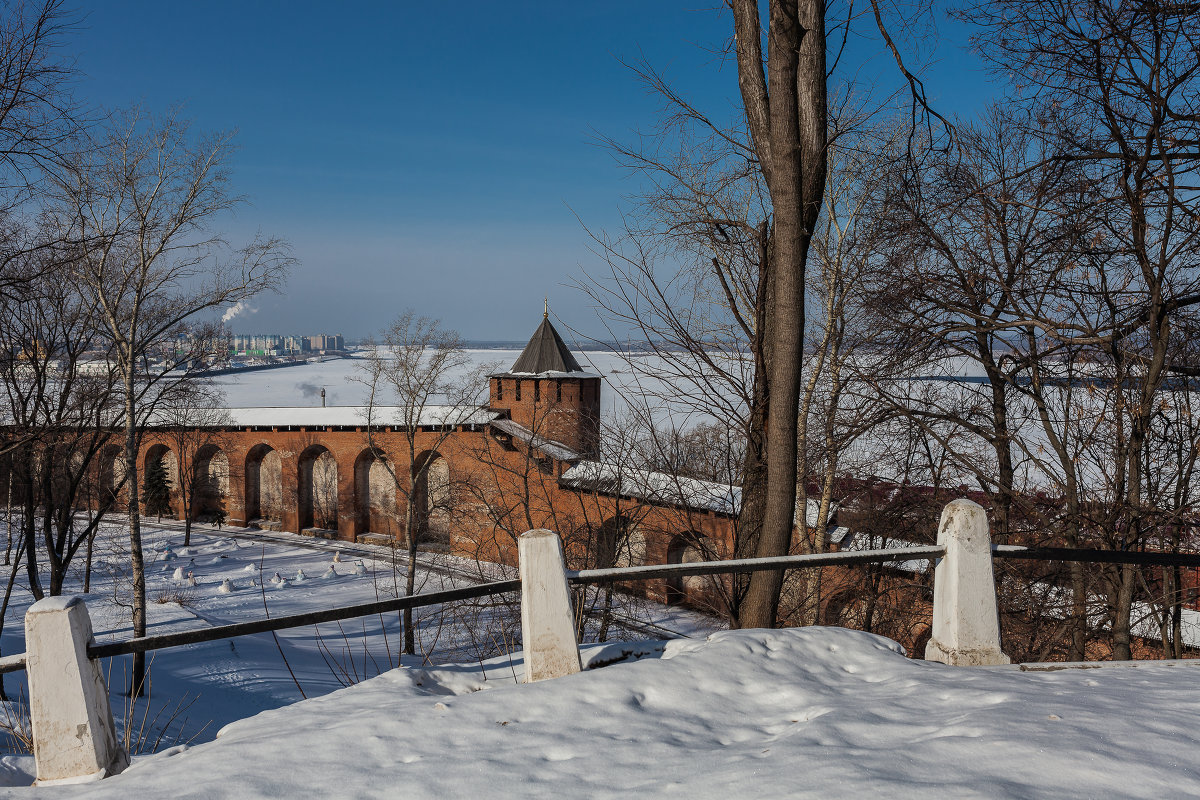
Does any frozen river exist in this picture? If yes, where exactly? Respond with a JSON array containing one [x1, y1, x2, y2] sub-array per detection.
[[206, 348, 707, 426]]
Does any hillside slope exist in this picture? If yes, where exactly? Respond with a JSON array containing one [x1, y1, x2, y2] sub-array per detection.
[[11, 627, 1200, 798]]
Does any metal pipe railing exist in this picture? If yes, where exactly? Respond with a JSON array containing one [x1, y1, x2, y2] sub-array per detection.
[[993, 545, 1200, 568], [87, 578, 520, 660], [3, 540, 1196, 676], [569, 546, 945, 585]]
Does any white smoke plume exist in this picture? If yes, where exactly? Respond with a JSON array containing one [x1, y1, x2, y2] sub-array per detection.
[[222, 300, 256, 324]]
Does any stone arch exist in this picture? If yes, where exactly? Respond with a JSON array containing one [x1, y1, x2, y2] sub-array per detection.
[[144, 444, 178, 486], [412, 450, 450, 545], [596, 515, 645, 569], [194, 444, 229, 518], [665, 531, 716, 605], [143, 443, 178, 513], [298, 444, 338, 531], [354, 447, 397, 537], [822, 588, 870, 630], [98, 445, 125, 509], [245, 444, 283, 525]]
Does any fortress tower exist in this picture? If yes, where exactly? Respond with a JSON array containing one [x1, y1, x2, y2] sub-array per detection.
[[489, 313, 601, 457]]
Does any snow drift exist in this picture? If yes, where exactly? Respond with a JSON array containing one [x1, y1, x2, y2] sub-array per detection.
[[10, 627, 1200, 798]]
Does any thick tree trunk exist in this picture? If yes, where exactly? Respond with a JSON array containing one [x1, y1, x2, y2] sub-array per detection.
[[1112, 564, 1135, 661], [740, 0, 827, 628], [731, 221, 773, 627], [732, 358, 770, 622]]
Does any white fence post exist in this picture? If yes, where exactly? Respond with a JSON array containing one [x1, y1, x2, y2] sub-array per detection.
[[925, 499, 1011, 667], [519, 529, 582, 682], [25, 596, 129, 785]]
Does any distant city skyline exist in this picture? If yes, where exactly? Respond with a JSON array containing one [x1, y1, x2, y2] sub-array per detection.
[[71, 2, 998, 340]]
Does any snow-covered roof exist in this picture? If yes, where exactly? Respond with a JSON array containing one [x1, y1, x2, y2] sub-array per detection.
[[500, 369, 603, 379], [147, 406, 497, 429], [560, 460, 742, 516], [827, 525, 853, 545], [557, 462, 843, 522], [802, 498, 839, 528], [489, 418, 582, 462]]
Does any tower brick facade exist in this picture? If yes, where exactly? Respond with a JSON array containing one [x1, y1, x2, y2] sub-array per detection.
[[487, 316, 601, 456]]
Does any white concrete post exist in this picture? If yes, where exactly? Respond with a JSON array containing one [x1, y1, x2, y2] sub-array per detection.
[[925, 499, 1011, 667], [25, 596, 129, 785], [519, 529, 582, 682]]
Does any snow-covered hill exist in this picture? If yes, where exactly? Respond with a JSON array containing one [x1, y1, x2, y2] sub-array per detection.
[[8, 626, 1200, 798]]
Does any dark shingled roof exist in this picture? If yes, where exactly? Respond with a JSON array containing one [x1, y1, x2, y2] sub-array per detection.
[[508, 316, 584, 374]]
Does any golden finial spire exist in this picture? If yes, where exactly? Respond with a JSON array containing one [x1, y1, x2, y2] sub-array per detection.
[[544, 297, 549, 319]]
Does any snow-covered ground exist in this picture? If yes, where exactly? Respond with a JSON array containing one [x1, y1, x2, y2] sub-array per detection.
[[7, 626, 1200, 797], [0, 518, 719, 786]]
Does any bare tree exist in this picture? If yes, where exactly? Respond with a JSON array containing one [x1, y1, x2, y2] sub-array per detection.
[[583, 0, 936, 628], [359, 312, 486, 655], [963, 0, 1200, 659], [0, 244, 123, 598], [54, 109, 291, 694], [0, 0, 81, 207], [726, 0, 830, 627]]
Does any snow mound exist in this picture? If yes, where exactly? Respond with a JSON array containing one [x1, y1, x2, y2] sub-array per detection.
[[23, 627, 1200, 798]]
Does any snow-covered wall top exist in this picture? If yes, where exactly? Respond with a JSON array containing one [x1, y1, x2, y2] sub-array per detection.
[[560, 460, 742, 516], [148, 406, 498, 429]]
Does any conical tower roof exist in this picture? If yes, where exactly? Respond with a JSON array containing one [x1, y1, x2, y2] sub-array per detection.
[[507, 315, 584, 375]]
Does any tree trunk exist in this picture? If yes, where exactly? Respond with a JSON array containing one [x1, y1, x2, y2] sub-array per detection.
[[22, 467, 41, 601], [732, 364, 769, 621], [1172, 568, 1183, 659], [4, 469, 12, 566], [0, 532, 27, 701], [183, 490, 193, 547], [403, 499, 416, 656], [740, 0, 827, 628], [731, 221, 773, 627], [84, 522, 96, 594], [124, 385, 148, 697], [1112, 564, 1135, 661]]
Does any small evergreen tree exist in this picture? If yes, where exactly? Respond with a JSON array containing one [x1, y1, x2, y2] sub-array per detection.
[[143, 458, 173, 521]]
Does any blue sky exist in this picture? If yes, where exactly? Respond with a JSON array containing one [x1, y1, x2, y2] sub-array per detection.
[[69, 2, 998, 341]]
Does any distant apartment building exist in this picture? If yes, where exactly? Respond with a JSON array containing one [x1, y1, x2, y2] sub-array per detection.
[[305, 334, 345, 352], [231, 334, 283, 356], [229, 333, 342, 356]]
